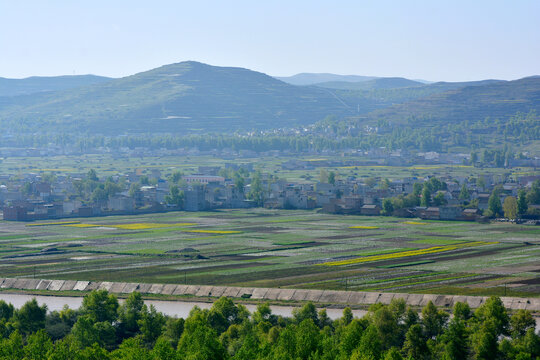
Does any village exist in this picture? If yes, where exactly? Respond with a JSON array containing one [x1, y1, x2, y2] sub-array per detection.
[[2, 157, 540, 223]]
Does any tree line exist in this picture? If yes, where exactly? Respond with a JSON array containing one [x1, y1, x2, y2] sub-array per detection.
[[0, 290, 538, 359]]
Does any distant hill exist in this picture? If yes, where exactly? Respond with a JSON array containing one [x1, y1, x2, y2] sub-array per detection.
[[275, 73, 378, 86], [1, 62, 537, 138], [0, 75, 112, 97], [315, 77, 424, 90], [364, 77, 540, 125], [0, 62, 359, 134]]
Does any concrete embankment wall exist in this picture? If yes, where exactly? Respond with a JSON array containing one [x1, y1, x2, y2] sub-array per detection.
[[1, 277, 538, 311]]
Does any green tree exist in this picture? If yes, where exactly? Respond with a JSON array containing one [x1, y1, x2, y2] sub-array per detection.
[[328, 171, 336, 185], [421, 187, 432, 207], [13, 298, 47, 336], [421, 300, 449, 339], [433, 191, 447, 206], [138, 304, 166, 347], [177, 310, 226, 360], [382, 198, 394, 216], [459, 184, 470, 201], [403, 324, 429, 360], [487, 191, 503, 218], [117, 292, 144, 339], [80, 290, 119, 324], [296, 319, 321, 360], [441, 319, 469, 360], [165, 185, 184, 207], [503, 196, 518, 220], [510, 309, 536, 339], [24, 329, 53, 360], [87, 169, 99, 182], [517, 189, 528, 217]]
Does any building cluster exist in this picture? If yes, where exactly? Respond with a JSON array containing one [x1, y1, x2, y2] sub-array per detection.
[[1, 161, 539, 222]]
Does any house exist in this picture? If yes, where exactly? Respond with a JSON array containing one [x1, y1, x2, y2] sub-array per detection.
[[462, 208, 480, 221], [183, 175, 225, 185], [360, 204, 381, 216], [3, 206, 28, 221], [108, 196, 135, 212]]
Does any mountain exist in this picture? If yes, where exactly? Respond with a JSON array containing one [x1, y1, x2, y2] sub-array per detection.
[[364, 77, 540, 125], [0, 62, 358, 134], [1, 62, 537, 138], [275, 73, 378, 86], [314, 77, 424, 90], [0, 75, 112, 97]]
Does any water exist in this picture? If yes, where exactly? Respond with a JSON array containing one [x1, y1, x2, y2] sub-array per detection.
[[2, 293, 538, 332], [0, 293, 366, 320]]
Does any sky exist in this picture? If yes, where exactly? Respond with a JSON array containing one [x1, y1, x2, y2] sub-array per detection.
[[1, 0, 539, 81]]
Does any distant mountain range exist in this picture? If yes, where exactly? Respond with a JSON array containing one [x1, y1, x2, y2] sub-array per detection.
[[0, 75, 112, 97], [275, 73, 378, 86], [0, 62, 538, 136]]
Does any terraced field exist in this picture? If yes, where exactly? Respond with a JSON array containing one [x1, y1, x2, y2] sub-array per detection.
[[1, 209, 539, 297]]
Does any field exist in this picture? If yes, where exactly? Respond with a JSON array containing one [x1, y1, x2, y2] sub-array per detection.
[[1, 154, 538, 183], [1, 209, 539, 297]]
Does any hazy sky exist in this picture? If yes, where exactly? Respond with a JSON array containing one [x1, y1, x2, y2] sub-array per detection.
[[1, 0, 539, 81]]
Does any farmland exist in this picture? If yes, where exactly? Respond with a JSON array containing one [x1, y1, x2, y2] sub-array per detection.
[[1, 209, 538, 297]]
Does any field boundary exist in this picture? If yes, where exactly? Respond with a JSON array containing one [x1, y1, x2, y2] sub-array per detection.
[[0, 277, 538, 311]]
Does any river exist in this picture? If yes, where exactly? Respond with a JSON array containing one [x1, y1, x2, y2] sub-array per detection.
[[0, 293, 367, 320], [1, 293, 538, 332]]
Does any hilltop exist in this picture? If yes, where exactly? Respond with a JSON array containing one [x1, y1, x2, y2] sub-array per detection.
[[0, 62, 357, 134]]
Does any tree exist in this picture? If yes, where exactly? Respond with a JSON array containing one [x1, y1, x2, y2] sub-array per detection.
[[441, 319, 469, 360], [165, 185, 184, 208], [510, 309, 535, 339], [0, 300, 14, 322], [403, 324, 429, 360], [295, 319, 321, 359], [87, 169, 99, 182], [328, 171, 336, 185], [476, 176, 486, 191], [421, 301, 449, 339], [470, 152, 478, 165], [382, 198, 394, 216], [433, 192, 447, 206], [503, 196, 518, 220], [471, 319, 498, 360], [487, 191, 503, 218], [117, 292, 144, 339], [80, 290, 118, 324], [421, 187, 432, 207], [526, 180, 540, 204], [177, 310, 226, 360], [517, 189, 528, 217], [459, 184, 470, 201], [24, 329, 53, 360], [13, 298, 47, 336], [138, 304, 166, 347], [319, 169, 329, 184], [474, 296, 508, 336], [351, 325, 382, 360]]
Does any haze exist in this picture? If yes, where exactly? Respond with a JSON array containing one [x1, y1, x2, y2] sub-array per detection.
[[1, 0, 539, 81]]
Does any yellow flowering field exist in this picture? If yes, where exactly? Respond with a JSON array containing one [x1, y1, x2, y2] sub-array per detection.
[[111, 223, 196, 230], [322, 241, 498, 266], [63, 224, 100, 228], [402, 221, 428, 225], [181, 229, 242, 234]]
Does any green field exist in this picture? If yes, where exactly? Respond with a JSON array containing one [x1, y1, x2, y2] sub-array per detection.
[[1, 153, 538, 183], [1, 209, 539, 297]]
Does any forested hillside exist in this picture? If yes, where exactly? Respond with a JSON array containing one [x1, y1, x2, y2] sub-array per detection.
[[0, 291, 538, 359]]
